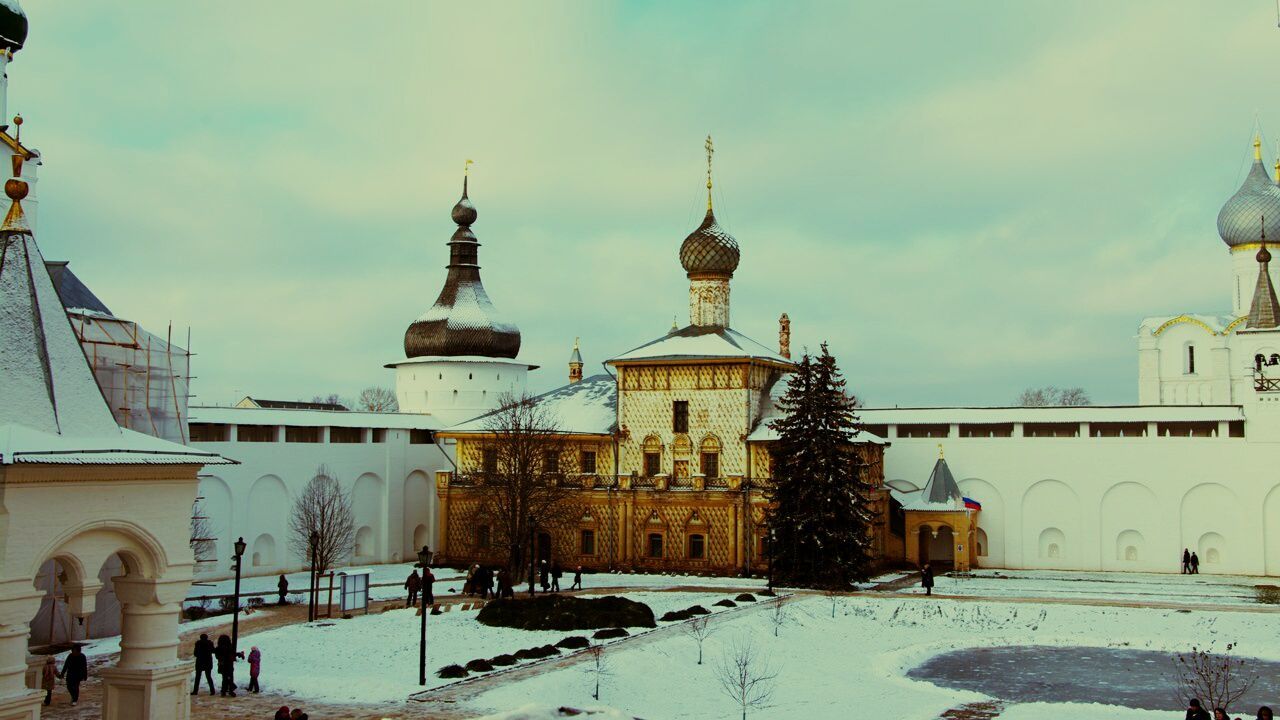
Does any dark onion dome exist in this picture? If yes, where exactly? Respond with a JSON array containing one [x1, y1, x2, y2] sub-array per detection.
[[679, 208, 740, 276], [1218, 138, 1280, 248], [403, 177, 522, 359], [0, 1, 26, 53]]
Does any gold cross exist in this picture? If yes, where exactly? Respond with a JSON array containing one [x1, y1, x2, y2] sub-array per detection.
[[705, 134, 714, 209], [464, 159, 474, 176]]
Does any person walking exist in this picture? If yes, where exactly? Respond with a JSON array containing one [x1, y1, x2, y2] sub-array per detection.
[[246, 646, 261, 693], [551, 562, 562, 593], [59, 644, 87, 706], [464, 564, 477, 595], [1190, 552, 1201, 574], [1182, 548, 1191, 574], [214, 634, 241, 697], [1185, 698, 1210, 720], [40, 656, 56, 706], [191, 632, 215, 695], [571, 565, 583, 591], [404, 568, 421, 608], [539, 560, 550, 592], [277, 574, 289, 605], [921, 563, 935, 596], [423, 565, 436, 607]]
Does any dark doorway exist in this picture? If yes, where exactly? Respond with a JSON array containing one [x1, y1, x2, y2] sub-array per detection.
[[537, 532, 552, 564]]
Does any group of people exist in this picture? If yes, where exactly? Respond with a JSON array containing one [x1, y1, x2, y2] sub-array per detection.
[[529, 560, 583, 594], [458, 564, 514, 599], [38, 644, 87, 706], [1181, 548, 1203, 574], [273, 706, 310, 719], [403, 566, 436, 608], [191, 633, 261, 697], [1185, 698, 1272, 720]]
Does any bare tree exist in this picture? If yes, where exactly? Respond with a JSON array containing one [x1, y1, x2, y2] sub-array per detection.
[[716, 638, 778, 720], [467, 392, 574, 575], [681, 614, 717, 664], [288, 465, 356, 574], [189, 497, 216, 566], [823, 587, 843, 619], [584, 644, 613, 701], [1170, 642, 1258, 712], [305, 393, 348, 408], [769, 596, 789, 637], [1017, 386, 1092, 406], [355, 386, 399, 412]]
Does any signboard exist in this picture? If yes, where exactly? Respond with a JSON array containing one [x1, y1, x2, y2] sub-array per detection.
[[338, 568, 373, 614]]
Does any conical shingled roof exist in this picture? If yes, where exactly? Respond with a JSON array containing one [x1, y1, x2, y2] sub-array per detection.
[[1247, 243, 1280, 329], [404, 177, 522, 359], [903, 457, 964, 511]]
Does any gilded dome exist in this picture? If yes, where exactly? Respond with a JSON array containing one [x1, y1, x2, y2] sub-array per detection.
[[679, 208, 740, 276], [1217, 150, 1280, 248]]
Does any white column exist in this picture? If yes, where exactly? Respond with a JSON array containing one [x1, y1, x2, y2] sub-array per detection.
[[0, 585, 42, 720], [100, 575, 192, 720]]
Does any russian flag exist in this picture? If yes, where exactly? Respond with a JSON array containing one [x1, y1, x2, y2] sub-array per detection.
[[962, 497, 982, 511]]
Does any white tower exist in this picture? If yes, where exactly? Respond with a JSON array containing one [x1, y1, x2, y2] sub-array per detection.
[[388, 169, 534, 426]]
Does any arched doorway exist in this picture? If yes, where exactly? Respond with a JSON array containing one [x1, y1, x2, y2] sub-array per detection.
[[918, 525, 955, 571]]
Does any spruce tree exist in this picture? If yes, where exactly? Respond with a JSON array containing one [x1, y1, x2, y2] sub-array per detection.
[[766, 343, 876, 588]]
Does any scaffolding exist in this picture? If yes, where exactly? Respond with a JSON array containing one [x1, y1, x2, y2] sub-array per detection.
[[67, 311, 192, 445]]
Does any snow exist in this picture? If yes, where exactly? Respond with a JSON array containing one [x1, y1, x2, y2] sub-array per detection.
[[609, 326, 789, 364], [189, 405, 441, 431], [858, 404, 1244, 424], [444, 375, 618, 436], [0, 0, 23, 18], [474, 705, 635, 720], [187, 562, 466, 603], [466, 593, 1280, 719], [244, 590, 739, 704], [0, 422, 232, 466], [900, 569, 1265, 606]]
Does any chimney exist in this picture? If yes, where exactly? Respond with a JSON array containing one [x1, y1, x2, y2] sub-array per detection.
[[568, 337, 584, 384], [778, 313, 791, 359]]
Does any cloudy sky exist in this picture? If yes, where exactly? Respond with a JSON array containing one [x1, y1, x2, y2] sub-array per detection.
[[17, 1, 1280, 407]]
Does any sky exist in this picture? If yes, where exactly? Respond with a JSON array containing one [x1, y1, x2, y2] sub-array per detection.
[[15, 1, 1280, 408]]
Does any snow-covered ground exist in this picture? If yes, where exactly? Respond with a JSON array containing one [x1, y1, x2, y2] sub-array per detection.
[[465, 594, 1280, 718], [245, 589, 748, 704], [187, 562, 466, 604], [899, 568, 1267, 606]]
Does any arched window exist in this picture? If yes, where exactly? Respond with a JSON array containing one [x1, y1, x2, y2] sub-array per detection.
[[643, 435, 663, 476], [699, 435, 721, 478], [476, 525, 491, 550]]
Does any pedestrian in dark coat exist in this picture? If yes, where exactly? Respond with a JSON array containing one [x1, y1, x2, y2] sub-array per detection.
[[551, 562, 562, 592], [214, 634, 241, 697], [1257, 706, 1274, 720], [191, 632, 215, 695], [571, 565, 583, 591], [1185, 698, 1211, 720], [247, 646, 261, 693], [1212, 708, 1229, 720], [405, 569, 421, 607], [539, 560, 550, 592], [274, 707, 291, 720], [921, 563, 935, 596], [59, 644, 88, 706], [278, 574, 289, 605], [1182, 548, 1191, 574], [423, 566, 435, 606], [477, 567, 490, 600], [40, 656, 56, 706], [1190, 552, 1201, 574]]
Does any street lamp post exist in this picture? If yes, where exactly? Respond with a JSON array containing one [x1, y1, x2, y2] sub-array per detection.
[[767, 527, 775, 594], [308, 530, 319, 622], [231, 536, 247, 653], [417, 544, 432, 685]]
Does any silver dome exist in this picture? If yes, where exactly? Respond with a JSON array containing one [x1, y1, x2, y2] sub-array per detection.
[[1217, 156, 1280, 247]]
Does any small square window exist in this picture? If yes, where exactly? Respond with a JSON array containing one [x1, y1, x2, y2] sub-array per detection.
[[647, 533, 663, 558], [482, 448, 498, 475], [543, 451, 560, 473], [581, 529, 596, 555], [581, 450, 597, 474], [673, 401, 689, 433]]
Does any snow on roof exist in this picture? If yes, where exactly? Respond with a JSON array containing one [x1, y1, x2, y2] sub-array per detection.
[[609, 324, 792, 365], [859, 405, 1245, 424], [0, 424, 233, 466], [444, 374, 618, 436], [0, 222, 225, 466], [903, 458, 965, 512], [1138, 312, 1239, 336], [189, 406, 442, 431], [745, 373, 888, 444], [44, 261, 113, 316], [385, 355, 538, 370]]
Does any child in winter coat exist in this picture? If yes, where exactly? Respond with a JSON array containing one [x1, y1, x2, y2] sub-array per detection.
[[40, 656, 56, 706], [247, 646, 261, 693]]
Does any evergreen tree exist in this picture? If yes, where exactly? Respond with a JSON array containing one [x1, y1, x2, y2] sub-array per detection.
[[765, 343, 876, 588]]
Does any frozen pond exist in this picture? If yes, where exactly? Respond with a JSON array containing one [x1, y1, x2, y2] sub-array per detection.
[[909, 645, 1280, 711]]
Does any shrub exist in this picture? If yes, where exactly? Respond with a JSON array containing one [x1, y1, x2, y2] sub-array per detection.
[[759, 589, 777, 597], [686, 605, 710, 615], [556, 636, 590, 649], [465, 658, 495, 672], [489, 654, 518, 666], [592, 628, 629, 640], [714, 599, 737, 608], [437, 664, 468, 679], [660, 610, 693, 622], [1256, 585, 1280, 605], [735, 593, 757, 603], [514, 645, 560, 660], [218, 596, 238, 614], [182, 606, 206, 622], [476, 594, 656, 631]]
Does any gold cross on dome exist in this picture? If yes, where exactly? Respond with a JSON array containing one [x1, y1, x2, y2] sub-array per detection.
[[705, 134, 714, 209], [464, 159, 474, 176]]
